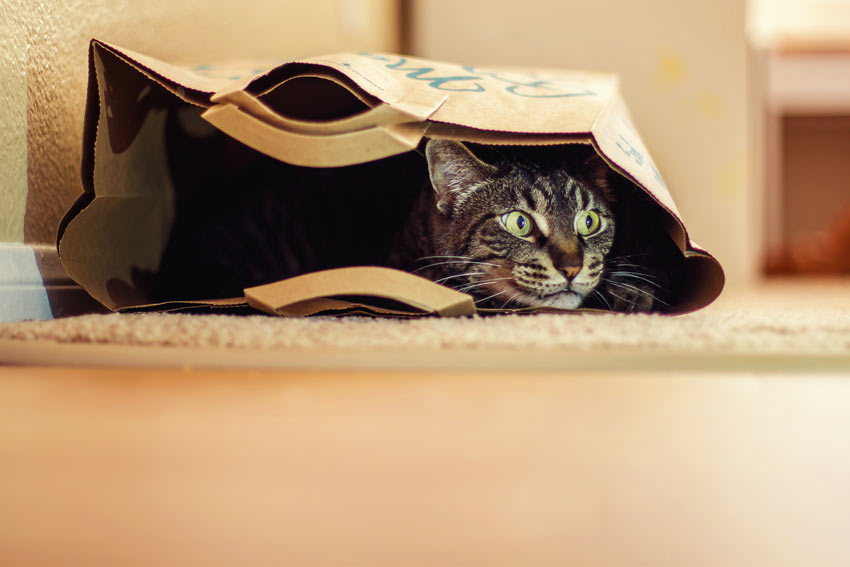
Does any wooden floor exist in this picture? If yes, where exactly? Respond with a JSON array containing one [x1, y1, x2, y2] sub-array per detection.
[[2, 365, 850, 566]]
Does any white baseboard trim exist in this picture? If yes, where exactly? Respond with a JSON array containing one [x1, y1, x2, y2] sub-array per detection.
[[0, 243, 53, 322]]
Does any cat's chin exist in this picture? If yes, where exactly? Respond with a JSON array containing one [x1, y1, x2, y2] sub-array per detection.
[[533, 290, 584, 310], [507, 288, 584, 310]]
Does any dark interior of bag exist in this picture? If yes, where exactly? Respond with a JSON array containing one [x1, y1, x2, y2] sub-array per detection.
[[153, 109, 689, 314]]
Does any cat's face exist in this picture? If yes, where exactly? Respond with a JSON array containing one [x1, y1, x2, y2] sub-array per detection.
[[425, 140, 616, 309]]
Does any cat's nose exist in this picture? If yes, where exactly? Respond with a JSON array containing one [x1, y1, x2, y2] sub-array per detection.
[[560, 265, 581, 279]]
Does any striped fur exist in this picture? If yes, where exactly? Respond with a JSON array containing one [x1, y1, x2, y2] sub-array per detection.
[[417, 140, 619, 310]]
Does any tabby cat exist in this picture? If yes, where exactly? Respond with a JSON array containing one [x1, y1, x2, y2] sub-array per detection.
[[154, 136, 681, 312]]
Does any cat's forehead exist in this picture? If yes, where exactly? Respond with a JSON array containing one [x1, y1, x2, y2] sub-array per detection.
[[493, 164, 609, 209]]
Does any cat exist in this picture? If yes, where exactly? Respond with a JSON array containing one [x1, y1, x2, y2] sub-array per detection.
[[395, 140, 680, 312], [154, 135, 681, 313]]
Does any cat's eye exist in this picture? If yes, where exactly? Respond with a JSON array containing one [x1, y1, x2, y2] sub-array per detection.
[[500, 211, 534, 237], [575, 210, 601, 236]]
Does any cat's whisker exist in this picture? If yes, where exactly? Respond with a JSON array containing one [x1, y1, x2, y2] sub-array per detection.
[[608, 256, 655, 267], [474, 289, 508, 305], [455, 278, 514, 293], [607, 270, 659, 286], [608, 260, 650, 272], [603, 279, 669, 306], [603, 279, 652, 296], [592, 288, 612, 310], [499, 292, 522, 310], [606, 252, 651, 262], [604, 258, 653, 273], [415, 255, 475, 262], [606, 289, 639, 308], [413, 260, 502, 273], [433, 271, 486, 284], [615, 282, 668, 307]]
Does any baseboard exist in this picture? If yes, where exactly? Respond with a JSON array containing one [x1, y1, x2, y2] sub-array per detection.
[[0, 243, 104, 322]]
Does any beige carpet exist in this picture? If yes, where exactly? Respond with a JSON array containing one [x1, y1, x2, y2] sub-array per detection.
[[2, 278, 850, 369]]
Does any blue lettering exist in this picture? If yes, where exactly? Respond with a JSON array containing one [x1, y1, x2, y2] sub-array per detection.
[[615, 134, 644, 166], [354, 55, 597, 98], [505, 82, 596, 98], [463, 67, 597, 98], [385, 57, 485, 92]]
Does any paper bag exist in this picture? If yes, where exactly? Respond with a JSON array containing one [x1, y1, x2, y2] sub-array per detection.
[[58, 40, 724, 317]]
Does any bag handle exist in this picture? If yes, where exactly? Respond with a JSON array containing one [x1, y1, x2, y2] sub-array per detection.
[[202, 103, 428, 167], [244, 266, 476, 317]]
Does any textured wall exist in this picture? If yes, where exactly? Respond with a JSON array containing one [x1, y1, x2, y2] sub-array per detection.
[[410, 0, 752, 283], [0, 0, 28, 242], [3, 0, 398, 245]]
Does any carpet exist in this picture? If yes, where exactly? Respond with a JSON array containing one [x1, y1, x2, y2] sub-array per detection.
[[2, 278, 850, 370]]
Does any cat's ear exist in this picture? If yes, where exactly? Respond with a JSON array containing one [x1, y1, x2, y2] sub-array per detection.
[[425, 139, 497, 215], [580, 152, 616, 203]]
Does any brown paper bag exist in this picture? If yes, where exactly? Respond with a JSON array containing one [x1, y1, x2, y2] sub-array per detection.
[[58, 40, 724, 317]]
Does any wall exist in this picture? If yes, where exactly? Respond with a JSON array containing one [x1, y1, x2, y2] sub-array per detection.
[[1, 0, 399, 245], [409, 0, 752, 284]]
